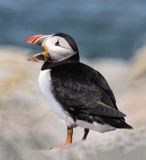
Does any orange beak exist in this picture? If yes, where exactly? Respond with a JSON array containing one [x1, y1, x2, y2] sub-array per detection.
[[25, 34, 50, 62]]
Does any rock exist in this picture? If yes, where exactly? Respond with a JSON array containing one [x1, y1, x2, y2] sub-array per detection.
[[0, 46, 146, 160], [44, 127, 146, 160], [131, 46, 146, 80]]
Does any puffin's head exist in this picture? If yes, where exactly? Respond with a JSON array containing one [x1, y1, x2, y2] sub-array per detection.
[[25, 33, 79, 68]]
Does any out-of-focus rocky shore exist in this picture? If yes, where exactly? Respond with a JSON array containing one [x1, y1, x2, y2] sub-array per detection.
[[0, 46, 146, 160]]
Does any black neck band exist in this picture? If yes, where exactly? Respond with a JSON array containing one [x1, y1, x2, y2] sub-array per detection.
[[41, 53, 79, 70]]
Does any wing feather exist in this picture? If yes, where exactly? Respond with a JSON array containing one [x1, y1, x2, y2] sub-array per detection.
[[51, 63, 126, 119]]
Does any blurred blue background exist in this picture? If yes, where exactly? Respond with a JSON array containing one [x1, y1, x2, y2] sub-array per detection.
[[0, 0, 146, 59]]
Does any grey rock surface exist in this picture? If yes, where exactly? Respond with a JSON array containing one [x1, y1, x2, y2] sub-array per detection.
[[0, 46, 146, 160]]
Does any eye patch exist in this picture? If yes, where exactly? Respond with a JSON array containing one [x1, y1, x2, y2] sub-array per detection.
[[55, 40, 60, 46]]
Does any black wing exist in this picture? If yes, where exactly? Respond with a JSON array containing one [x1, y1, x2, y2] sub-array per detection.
[[50, 63, 126, 119], [95, 70, 117, 109]]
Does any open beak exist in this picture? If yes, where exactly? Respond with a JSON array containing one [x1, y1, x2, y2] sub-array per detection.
[[25, 34, 50, 62], [27, 53, 46, 62]]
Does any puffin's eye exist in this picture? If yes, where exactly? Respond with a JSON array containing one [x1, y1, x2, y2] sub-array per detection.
[[55, 40, 60, 46]]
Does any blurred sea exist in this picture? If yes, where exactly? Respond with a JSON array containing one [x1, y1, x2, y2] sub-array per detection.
[[0, 0, 146, 59]]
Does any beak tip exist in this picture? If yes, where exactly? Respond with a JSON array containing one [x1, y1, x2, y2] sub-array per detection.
[[24, 34, 47, 44], [27, 55, 45, 62], [27, 56, 36, 62]]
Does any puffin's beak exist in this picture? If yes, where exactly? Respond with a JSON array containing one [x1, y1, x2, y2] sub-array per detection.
[[27, 53, 46, 62], [25, 34, 50, 62]]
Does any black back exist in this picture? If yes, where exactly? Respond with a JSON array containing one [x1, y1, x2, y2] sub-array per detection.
[[50, 62, 132, 128]]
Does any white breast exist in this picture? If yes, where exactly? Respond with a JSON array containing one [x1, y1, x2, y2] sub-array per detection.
[[38, 70, 75, 127]]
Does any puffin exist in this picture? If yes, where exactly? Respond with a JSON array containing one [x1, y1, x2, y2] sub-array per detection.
[[25, 32, 132, 146]]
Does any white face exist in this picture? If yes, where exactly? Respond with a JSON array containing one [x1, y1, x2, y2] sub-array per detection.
[[43, 35, 76, 61]]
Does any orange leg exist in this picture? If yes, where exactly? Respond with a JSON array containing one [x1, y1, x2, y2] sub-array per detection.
[[50, 127, 73, 150], [82, 128, 89, 140], [66, 127, 73, 144]]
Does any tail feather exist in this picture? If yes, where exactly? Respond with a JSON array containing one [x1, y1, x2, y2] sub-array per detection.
[[102, 117, 133, 129], [76, 112, 133, 129]]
